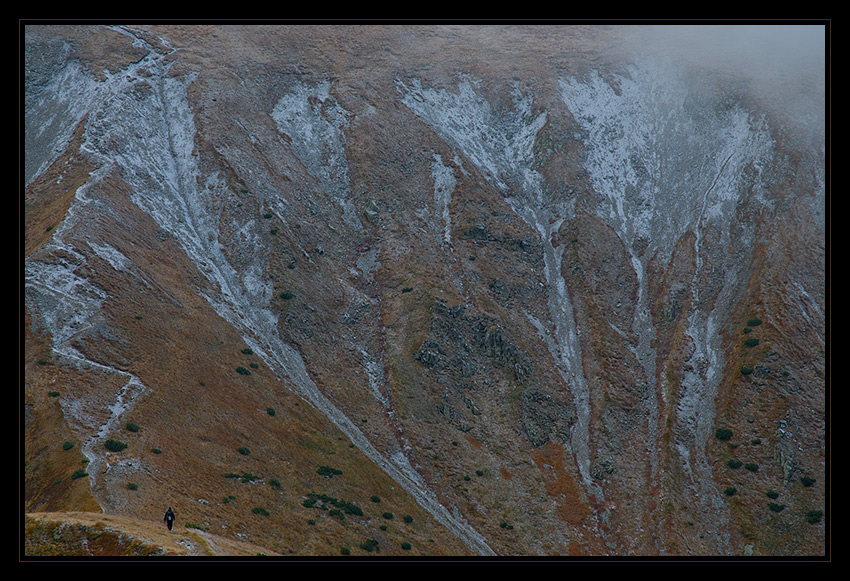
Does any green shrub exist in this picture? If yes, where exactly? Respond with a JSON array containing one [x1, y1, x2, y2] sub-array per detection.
[[269, 478, 281, 489], [236, 366, 251, 376], [242, 348, 254, 355], [401, 542, 412, 550], [340, 546, 350, 555], [371, 495, 381, 503], [743, 337, 760, 347], [266, 407, 276, 416], [744, 463, 759, 472], [766, 491, 779, 499], [126, 422, 140, 433], [724, 487, 737, 496], [48, 391, 60, 397], [807, 510, 823, 524], [62, 441, 74, 451], [382, 512, 394, 520], [403, 514, 413, 523], [359, 538, 380, 553], [740, 366, 754, 375], [238, 447, 251, 456], [715, 428, 734, 440], [727, 459, 743, 469], [151, 447, 162, 454], [71, 469, 89, 480], [768, 502, 785, 513], [801, 476, 816, 487], [746, 318, 762, 327], [104, 439, 128, 452], [252, 506, 270, 516], [317, 465, 342, 477], [280, 291, 294, 300], [128, 482, 138, 491]]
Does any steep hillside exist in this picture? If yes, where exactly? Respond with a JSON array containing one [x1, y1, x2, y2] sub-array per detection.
[[23, 23, 827, 558]]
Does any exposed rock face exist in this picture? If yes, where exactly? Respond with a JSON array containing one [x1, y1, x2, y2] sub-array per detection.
[[24, 24, 826, 557]]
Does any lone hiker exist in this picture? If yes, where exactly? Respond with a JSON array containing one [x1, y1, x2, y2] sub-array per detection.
[[164, 507, 175, 531]]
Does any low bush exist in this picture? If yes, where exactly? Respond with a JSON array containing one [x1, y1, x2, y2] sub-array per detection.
[[359, 538, 380, 553], [715, 428, 734, 440], [104, 439, 128, 452], [317, 465, 342, 477], [768, 502, 785, 513]]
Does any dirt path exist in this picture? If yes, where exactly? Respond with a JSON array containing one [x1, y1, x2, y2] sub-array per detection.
[[25, 512, 281, 557]]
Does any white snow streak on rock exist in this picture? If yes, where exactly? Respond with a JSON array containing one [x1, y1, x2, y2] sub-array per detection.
[[37, 33, 493, 555], [560, 58, 774, 553], [399, 78, 600, 502], [270, 80, 361, 231], [431, 153, 456, 248]]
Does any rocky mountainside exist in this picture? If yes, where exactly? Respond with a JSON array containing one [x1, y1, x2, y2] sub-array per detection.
[[23, 23, 827, 558]]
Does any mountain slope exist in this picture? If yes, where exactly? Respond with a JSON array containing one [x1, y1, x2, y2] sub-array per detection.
[[23, 23, 827, 557]]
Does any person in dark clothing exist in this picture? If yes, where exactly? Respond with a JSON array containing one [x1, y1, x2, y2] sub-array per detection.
[[164, 507, 175, 531]]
